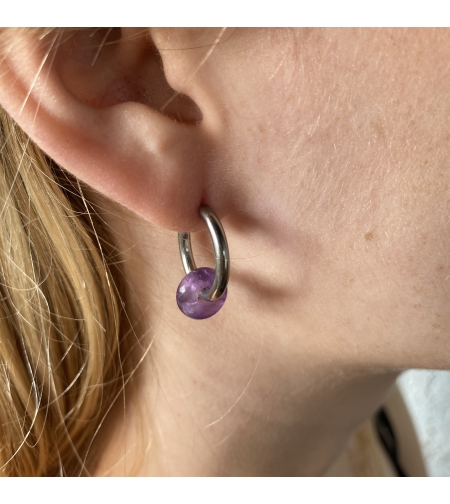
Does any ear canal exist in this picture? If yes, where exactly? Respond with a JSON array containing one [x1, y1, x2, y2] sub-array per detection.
[[54, 28, 203, 124]]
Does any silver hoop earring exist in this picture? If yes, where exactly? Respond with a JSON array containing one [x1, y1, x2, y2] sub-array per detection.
[[176, 205, 230, 319]]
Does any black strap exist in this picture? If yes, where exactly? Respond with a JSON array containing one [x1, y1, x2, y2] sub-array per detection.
[[374, 407, 408, 477]]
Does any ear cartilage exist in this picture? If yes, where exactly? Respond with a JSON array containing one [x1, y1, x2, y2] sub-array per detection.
[[176, 205, 229, 319]]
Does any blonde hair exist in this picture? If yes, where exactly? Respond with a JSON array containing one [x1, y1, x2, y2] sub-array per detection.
[[0, 104, 128, 476]]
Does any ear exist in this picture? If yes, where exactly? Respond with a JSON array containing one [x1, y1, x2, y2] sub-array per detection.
[[0, 28, 219, 230]]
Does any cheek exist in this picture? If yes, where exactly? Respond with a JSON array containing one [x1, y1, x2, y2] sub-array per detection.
[[387, 200, 450, 367], [323, 171, 450, 370]]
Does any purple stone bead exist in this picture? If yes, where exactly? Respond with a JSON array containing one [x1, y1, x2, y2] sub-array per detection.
[[176, 267, 227, 320]]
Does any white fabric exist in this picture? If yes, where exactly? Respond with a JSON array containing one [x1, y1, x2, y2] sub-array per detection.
[[397, 369, 450, 476]]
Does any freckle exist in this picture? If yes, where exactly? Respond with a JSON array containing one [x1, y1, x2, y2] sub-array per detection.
[[437, 265, 444, 272], [432, 323, 441, 329], [413, 304, 422, 309], [364, 232, 374, 241], [258, 123, 265, 133], [373, 120, 386, 141]]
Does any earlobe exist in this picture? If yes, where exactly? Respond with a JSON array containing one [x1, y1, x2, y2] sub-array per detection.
[[0, 28, 208, 230]]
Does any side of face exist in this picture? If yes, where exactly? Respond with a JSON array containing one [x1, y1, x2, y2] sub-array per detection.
[[156, 28, 450, 370], [0, 27, 449, 373]]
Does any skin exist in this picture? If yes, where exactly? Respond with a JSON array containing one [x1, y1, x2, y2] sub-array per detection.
[[0, 28, 449, 475]]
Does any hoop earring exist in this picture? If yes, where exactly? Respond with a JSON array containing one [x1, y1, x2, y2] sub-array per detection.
[[176, 205, 230, 319]]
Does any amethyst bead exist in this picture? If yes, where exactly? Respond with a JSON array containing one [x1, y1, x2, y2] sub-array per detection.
[[176, 267, 227, 320]]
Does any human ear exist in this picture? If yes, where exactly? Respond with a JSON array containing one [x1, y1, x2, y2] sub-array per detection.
[[0, 28, 215, 230]]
